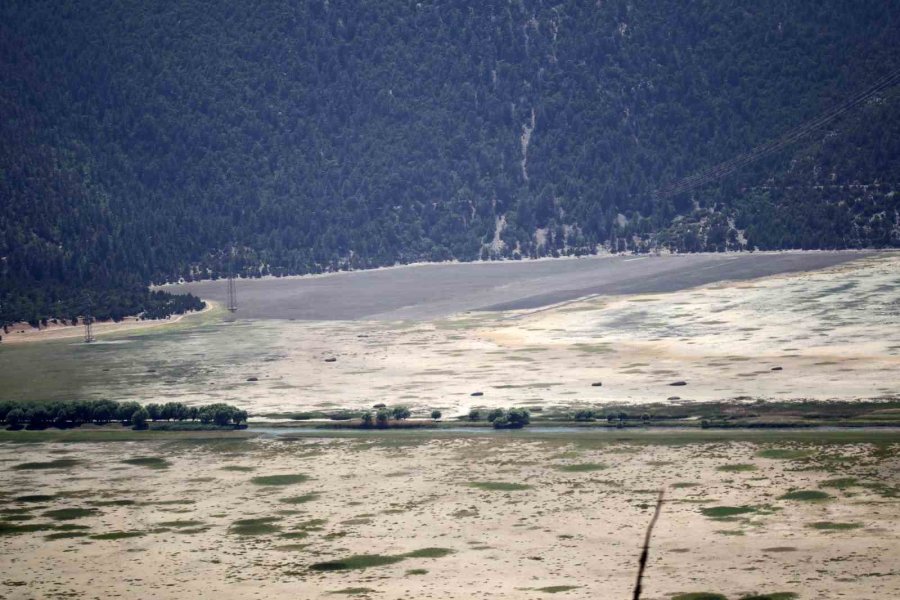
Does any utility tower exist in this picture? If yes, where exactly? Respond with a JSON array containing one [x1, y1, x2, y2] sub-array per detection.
[[227, 244, 238, 312], [83, 308, 95, 343], [82, 295, 96, 343], [227, 274, 237, 312]]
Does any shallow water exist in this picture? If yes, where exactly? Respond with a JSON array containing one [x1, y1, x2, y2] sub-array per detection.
[[160, 251, 868, 320]]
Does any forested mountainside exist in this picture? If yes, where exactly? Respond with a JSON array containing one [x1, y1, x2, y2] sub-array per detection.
[[2, 0, 899, 325]]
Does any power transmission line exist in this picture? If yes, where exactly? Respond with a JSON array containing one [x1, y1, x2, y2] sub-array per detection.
[[655, 66, 900, 199]]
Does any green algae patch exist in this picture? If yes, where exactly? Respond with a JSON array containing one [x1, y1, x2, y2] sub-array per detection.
[[557, 463, 607, 472], [251, 474, 309, 486], [716, 463, 757, 473], [90, 531, 146, 540], [43, 508, 99, 521], [808, 521, 862, 531], [700, 506, 757, 518], [157, 519, 205, 528], [469, 481, 532, 491], [12, 458, 81, 471], [757, 449, 811, 460], [122, 457, 171, 469], [819, 478, 858, 490], [229, 516, 281, 536], [311, 554, 405, 571], [280, 493, 320, 504], [778, 490, 830, 501], [310, 547, 453, 571], [0, 522, 57, 535], [403, 547, 453, 558], [45, 531, 90, 540], [15, 494, 56, 503]]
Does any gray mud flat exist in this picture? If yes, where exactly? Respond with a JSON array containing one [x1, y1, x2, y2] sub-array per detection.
[[162, 251, 868, 321]]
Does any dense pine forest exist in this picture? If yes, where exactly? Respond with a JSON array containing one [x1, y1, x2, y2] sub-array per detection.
[[2, 0, 899, 325]]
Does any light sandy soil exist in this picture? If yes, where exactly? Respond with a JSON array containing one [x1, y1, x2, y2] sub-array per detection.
[[245, 253, 899, 416], [1, 255, 896, 413], [1, 433, 898, 599]]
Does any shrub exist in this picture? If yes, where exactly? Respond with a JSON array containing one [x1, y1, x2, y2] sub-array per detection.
[[376, 409, 390, 427], [6, 408, 24, 429], [492, 408, 530, 429], [574, 409, 595, 421], [486, 408, 505, 423], [131, 408, 149, 430], [391, 406, 411, 420], [360, 412, 374, 427], [468, 409, 481, 421], [430, 410, 442, 420]]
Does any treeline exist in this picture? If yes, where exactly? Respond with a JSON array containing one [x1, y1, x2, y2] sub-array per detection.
[[2, 0, 899, 324], [465, 408, 531, 429], [1, 288, 205, 331], [0, 400, 247, 430]]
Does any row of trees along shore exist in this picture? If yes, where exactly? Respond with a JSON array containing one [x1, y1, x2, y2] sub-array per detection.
[[0, 400, 247, 430]]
